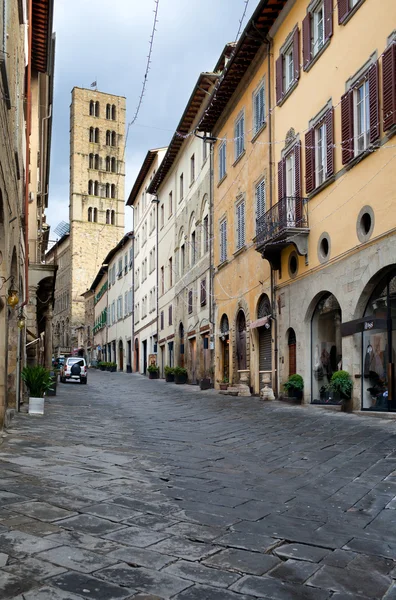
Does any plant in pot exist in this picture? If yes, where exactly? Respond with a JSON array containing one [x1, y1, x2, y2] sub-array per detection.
[[99, 361, 106, 371], [219, 377, 229, 390], [200, 376, 211, 390], [148, 364, 160, 379], [329, 370, 353, 411], [174, 366, 188, 384], [111, 362, 117, 372], [284, 374, 304, 401], [164, 366, 175, 382], [21, 365, 54, 415]]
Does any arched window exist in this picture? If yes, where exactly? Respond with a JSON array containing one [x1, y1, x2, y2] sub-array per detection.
[[88, 207, 93, 222], [95, 101, 100, 117], [105, 156, 110, 172], [105, 183, 110, 198], [111, 184, 116, 199], [236, 310, 247, 371], [95, 128, 99, 143], [89, 100, 94, 116], [111, 210, 115, 225], [112, 104, 116, 120], [94, 181, 99, 196], [189, 213, 196, 265], [89, 153, 94, 169], [111, 157, 116, 173], [89, 127, 94, 142], [106, 104, 111, 119], [220, 314, 229, 334], [88, 180, 93, 195], [106, 210, 110, 224], [93, 207, 98, 222], [257, 294, 271, 318], [111, 131, 116, 146], [94, 154, 100, 170], [106, 130, 111, 145]]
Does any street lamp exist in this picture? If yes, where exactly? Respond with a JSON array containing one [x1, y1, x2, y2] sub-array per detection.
[[0, 276, 19, 307]]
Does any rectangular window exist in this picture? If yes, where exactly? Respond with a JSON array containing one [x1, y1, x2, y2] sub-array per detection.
[[191, 231, 196, 265], [168, 305, 172, 325], [169, 191, 173, 217], [129, 247, 133, 269], [161, 266, 164, 295], [286, 152, 296, 197], [160, 204, 164, 228], [203, 140, 208, 162], [124, 254, 128, 275], [315, 122, 326, 186], [160, 311, 164, 330], [354, 78, 370, 154], [169, 257, 173, 287], [190, 154, 195, 184], [180, 173, 184, 201], [234, 113, 245, 160], [200, 278, 207, 306], [284, 45, 294, 92], [253, 84, 265, 135], [255, 179, 266, 233], [124, 292, 128, 315], [219, 142, 226, 181], [118, 259, 123, 278], [181, 244, 185, 274], [203, 215, 209, 253], [312, 2, 324, 56], [236, 200, 246, 250], [188, 290, 193, 314], [220, 219, 227, 263]]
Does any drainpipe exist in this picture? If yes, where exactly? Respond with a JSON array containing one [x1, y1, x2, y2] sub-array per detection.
[[38, 105, 52, 261], [151, 196, 160, 370], [130, 217, 135, 371]]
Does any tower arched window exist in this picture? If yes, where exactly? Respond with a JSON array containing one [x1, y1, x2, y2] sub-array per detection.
[[106, 130, 111, 145], [89, 101, 94, 116], [111, 210, 115, 225], [89, 153, 94, 169], [111, 184, 116, 199], [106, 156, 110, 172], [89, 127, 94, 142], [106, 209, 110, 224], [94, 181, 99, 196], [93, 207, 98, 222], [111, 157, 116, 173], [112, 104, 116, 120], [105, 183, 110, 198], [95, 101, 100, 117], [88, 180, 93, 195], [94, 154, 100, 170], [88, 207, 93, 222], [106, 104, 111, 119], [111, 131, 116, 146], [95, 128, 99, 143]]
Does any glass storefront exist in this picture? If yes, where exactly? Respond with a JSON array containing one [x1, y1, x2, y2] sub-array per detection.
[[311, 293, 342, 404], [362, 273, 396, 411]]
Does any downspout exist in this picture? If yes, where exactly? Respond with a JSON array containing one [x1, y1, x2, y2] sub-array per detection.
[[38, 105, 52, 262], [209, 141, 214, 380], [152, 196, 160, 370], [23, 0, 33, 309], [131, 219, 135, 371]]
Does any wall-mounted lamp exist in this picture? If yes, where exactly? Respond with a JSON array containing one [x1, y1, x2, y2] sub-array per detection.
[[0, 276, 19, 307], [17, 309, 26, 329]]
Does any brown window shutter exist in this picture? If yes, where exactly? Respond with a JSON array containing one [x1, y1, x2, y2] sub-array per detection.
[[324, 0, 333, 40], [278, 159, 285, 201], [325, 107, 334, 177], [368, 61, 380, 143], [338, 0, 349, 24], [341, 90, 354, 164], [276, 56, 283, 104], [293, 29, 300, 81], [294, 143, 301, 198], [305, 129, 315, 194], [302, 14, 311, 71], [383, 43, 396, 131]]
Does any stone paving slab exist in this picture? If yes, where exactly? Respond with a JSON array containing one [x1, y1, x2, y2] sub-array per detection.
[[9, 501, 77, 523], [14, 585, 86, 599], [48, 571, 133, 599], [203, 547, 281, 575], [306, 564, 392, 598], [162, 558, 241, 588], [106, 546, 176, 570], [36, 545, 118, 574]]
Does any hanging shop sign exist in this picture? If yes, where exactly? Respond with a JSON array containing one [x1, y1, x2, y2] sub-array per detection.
[[341, 317, 388, 337]]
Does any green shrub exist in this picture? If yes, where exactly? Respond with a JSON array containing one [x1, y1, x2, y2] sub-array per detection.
[[21, 365, 54, 398], [147, 364, 159, 373], [174, 366, 187, 376], [329, 370, 353, 399], [164, 366, 174, 375], [284, 374, 304, 392]]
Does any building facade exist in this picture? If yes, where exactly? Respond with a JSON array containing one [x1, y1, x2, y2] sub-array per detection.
[[92, 270, 108, 365], [148, 74, 217, 382], [126, 148, 166, 374]]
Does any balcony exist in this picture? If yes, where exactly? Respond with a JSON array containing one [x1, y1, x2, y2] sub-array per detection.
[[255, 196, 309, 270]]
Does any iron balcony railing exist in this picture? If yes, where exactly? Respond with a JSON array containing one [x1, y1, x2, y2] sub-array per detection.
[[256, 196, 309, 246]]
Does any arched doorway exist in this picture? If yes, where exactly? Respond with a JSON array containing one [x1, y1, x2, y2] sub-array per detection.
[[134, 338, 139, 372], [220, 314, 230, 380], [179, 323, 185, 367], [287, 328, 297, 376], [312, 293, 342, 404], [119, 340, 124, 371], [257, 295, 272, 376], [236, 310, 247, 371]]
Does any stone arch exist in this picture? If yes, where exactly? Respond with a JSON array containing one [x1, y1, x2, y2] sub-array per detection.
[[257, 293, 271, 318], [188, 212, 196, 265], [220, 313, 229, 334], [353, 264, 396, 320]]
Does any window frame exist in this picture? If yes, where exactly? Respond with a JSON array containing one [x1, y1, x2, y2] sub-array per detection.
[[255, 178, 266, 234], [253, 82, 265, 136], [234, 111, 245, 161], [219, 141, 227, 181], [219, 218, 227, 264], [235, 198, 246, 251]]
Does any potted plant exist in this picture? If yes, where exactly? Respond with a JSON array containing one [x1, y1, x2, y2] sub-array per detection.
[[110, 362, 117, 373], [219, 377, 229, 391], [99, 361, 106, 371], [329, 370, 353, 411], [21, 365, 54, 415], [164, 366, 175, 382], [174, 366, 188, 384], [148, 364, 159, 380], [200, 376, 211, 390], [284, 374, 304, 401]]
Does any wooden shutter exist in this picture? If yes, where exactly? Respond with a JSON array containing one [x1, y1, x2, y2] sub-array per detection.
[[160, 311, 164, 330], [324, 0, 333, 40], [276, 56, 283, 104], [256, 179, 266, 221], [200, 279, 207, 306], [305, 129, 315, 194], [169, 305, 172, 325], [325, 107, 334, 177], [294, 143, 302, 224], [302, 14, 311, 71], [293, 28, 300, 81], [188, 290, 193, 314], [338, 0, 349, 24], [341, 90, 354, 164], [369, 61, 380, 143], [278, 159, 285, 202], [383, 43, 396, 131]]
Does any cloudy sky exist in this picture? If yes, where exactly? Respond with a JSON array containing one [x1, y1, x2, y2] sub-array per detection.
[[47, 0, 256, 237]]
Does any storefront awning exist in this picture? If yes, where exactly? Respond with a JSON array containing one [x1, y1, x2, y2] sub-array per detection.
[[249, 316, 269, 329], [341, 317, 387, 337]]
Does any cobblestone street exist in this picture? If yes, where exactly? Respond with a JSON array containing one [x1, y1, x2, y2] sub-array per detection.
[[1, 371, 396, 599]]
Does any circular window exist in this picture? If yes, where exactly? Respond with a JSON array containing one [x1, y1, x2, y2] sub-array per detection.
[[318, 232, 331, 264], [357, 206, 374, 243], [288, 252, 298, 278]]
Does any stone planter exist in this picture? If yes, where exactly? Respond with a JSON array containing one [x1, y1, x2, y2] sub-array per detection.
[[148, 371, 159, 380], [219, 383, 228, 391], [175, 373, 188, 385], [28, 397, 44, 415], [165, 373, 175, 383], [99, 365, 106, 371], [200, 378, 211, 390]]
